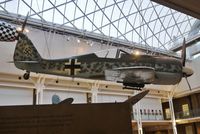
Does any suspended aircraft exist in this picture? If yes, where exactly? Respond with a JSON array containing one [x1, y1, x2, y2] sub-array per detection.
[[0, 17, 194, 90]]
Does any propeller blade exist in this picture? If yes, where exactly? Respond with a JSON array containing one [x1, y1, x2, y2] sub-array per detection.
[[58, 98, 74, 104], [185, 76, 192, 90], [181, 38, 186, 67], [21, 12, 29, 33]]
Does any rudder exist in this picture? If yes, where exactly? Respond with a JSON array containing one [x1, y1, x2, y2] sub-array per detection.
[[14, 33, 42, 62]]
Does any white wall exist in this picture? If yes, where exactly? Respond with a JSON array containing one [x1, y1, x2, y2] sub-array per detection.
[[133, 97, 163, 120], [43, 89, 87, 104], [97, 94, 128, 103], [0, 86, 32, 106]]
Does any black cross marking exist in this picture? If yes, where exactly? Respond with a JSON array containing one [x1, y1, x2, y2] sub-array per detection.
[[64, 59, 81, 75]]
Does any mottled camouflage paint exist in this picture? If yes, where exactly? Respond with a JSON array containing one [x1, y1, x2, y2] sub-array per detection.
[[14, 33, 183, 85], [14, 33, 41, 61]]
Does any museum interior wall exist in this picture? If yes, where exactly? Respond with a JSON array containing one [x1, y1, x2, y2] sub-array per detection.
[[0, 23, 200, 133]]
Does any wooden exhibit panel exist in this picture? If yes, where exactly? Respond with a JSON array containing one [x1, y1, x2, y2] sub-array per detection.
[[151, 0, 200, 19], [0, 103, 132, 134]]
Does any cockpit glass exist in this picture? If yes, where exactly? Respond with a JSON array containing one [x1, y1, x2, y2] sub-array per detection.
[[94, 49, 130, 59]]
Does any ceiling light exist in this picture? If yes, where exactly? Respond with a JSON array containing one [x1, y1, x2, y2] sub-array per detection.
[[16, 27, 22, 32], [25, 28, 29, 33], [90, 42, 93, 46], [135, 51, 140, 55], [77, 39, 80, 43], [133, 50, 140, 56]]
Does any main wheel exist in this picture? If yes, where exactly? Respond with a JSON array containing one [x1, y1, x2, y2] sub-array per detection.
[[23, 72, 30, 80]]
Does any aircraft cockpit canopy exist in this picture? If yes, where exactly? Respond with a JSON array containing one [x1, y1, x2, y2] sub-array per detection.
[[94, 49, 130, 59]]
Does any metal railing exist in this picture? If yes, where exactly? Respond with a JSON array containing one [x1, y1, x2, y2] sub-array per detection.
[[175, 109, 200, 119], [132, 112, 164, 120]]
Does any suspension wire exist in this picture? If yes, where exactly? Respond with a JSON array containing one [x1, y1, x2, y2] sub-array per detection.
[[36, 0, 52, 58]]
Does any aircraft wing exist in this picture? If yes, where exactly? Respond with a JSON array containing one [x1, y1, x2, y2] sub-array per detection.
[[105, 66, 155, 84], [113, 66, 154, 70], [9, 61, 39, 63]]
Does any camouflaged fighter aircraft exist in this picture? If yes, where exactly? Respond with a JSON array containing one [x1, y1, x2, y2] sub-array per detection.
[[12, 33, 193, 90], [0, 17, 194, 90]]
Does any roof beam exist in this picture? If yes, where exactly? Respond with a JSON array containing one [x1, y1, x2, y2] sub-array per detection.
[[171, 34, 200, 51], [151, 0, 200, 19]]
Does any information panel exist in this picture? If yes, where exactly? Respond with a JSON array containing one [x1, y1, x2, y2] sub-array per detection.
[[0, 103, 132, 134]]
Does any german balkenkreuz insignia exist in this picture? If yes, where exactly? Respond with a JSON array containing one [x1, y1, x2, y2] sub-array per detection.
[[64, 59, 81, 75]]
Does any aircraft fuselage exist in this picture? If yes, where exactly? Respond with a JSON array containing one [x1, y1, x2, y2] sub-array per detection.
[[15, 53, 182, 85]]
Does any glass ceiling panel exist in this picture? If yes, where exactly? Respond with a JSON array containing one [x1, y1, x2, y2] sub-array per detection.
[[0, 0, 198, 52]]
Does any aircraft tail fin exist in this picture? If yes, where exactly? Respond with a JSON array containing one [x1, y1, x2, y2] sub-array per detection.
[[14, 33, 42, 62], [124, 90, 149, 105], [181, 38, 186, 67]]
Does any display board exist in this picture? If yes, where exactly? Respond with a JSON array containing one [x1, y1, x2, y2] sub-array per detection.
[[0, 103, 132, 134]]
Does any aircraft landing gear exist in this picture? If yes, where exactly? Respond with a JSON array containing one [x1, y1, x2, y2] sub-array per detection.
[[23, 71, 30, 80]]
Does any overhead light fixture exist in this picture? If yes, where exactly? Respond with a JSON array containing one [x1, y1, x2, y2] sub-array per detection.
[[135, 50, 140, 55], [77, 38, 80, 43], [16, 27, 22, 32], [25, 28, 29, 33], [90, 42, 93, 46], [16, 27, 29, 33]]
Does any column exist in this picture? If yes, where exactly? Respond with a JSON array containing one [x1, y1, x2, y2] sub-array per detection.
[[168, 96, 177, 134], [35, 75, 45, 105], [35, 83, 45, 104], [91, 81, 99, 103], [135, 91, 143, 134]]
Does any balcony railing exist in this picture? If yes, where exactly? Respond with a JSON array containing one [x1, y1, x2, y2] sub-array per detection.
[[175, 109, 200, 119], [132, 112, 164, 120]]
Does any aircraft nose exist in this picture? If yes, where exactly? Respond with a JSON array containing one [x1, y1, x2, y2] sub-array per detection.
[[182, 67, 194, 77]]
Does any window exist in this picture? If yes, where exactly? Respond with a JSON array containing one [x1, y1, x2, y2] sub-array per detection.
[[192, 52, 200, 59], [165, 108, 171, 119], [182, 104, 190, 117], [86, 93, 92, 103], [185, 126, 193, 134]]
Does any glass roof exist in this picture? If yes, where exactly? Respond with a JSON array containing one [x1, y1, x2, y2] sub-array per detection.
[[0, 0, 198, 52]]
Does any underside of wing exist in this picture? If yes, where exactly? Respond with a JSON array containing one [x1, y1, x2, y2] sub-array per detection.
[[105, 66, 156, 84], [14, 61, 39, 63]]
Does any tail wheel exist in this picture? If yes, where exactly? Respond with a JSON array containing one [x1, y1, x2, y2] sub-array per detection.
[[23, 72, 30, 80]]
